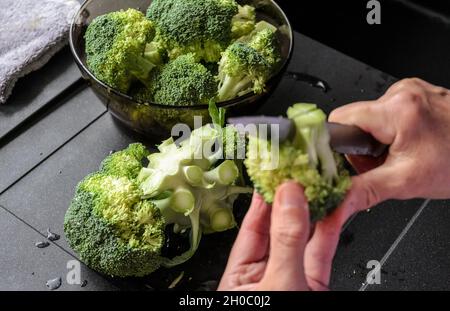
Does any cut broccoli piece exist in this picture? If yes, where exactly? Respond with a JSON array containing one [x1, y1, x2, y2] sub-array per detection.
[[85, 9, 158, 93], [146, 0, 239, 62], [217, 42, 271, 101], [216, 21, 281, 101], [244, 103, 351, 221]]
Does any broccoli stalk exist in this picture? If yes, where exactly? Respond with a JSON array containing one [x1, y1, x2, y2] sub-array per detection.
[[137, 125, 252, 266], [287, 105, 339, 184], [245, 103, 351, 221], [123, 52, 158, 86], [231, 5, 256, 39]]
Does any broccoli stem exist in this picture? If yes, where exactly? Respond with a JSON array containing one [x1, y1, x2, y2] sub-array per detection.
[[203, 160, 239, 185], [316, 125, 338, 183], [218, 75, 252, 101], [183, 166, 204, 185], [124, 53, 157, 88], [289, 104, 338, 184], [224, 185, 253, 198], [209, 205, 235, 232], [171, 188, 195, 215], [162, 202, 202, 268], [144, 42, 164, 66]]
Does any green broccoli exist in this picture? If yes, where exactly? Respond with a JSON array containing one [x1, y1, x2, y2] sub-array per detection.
[[216, 42, 271, 101], [247, 25, 281, 68], [135, 53, 218, 106], [85, 9, 159, 93], [216, 23, 280, 101], [244, 104, 351, 221], [64, 144, 165, 277], [64, 110, 251, 277], [231, 5, 256, 40], [146, 0, 239, 63]]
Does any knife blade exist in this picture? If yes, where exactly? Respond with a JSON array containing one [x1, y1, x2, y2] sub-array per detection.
[[227, 116, 387, 157]]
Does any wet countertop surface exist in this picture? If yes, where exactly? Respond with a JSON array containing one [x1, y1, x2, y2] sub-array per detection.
[[1, 31, 449, 291]]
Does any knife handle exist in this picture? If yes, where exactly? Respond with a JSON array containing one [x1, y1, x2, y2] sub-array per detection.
[[326, 122, 388, 157]]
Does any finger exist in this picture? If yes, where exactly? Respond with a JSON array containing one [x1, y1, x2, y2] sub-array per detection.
[[263, 182, 310, 290], [329, 101, 396, 145], [344, 163, 403, 212], [304, 200, 355, 289], [226, 192, 272, 266]]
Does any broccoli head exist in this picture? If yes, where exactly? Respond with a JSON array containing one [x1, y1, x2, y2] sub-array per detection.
[[100, 143, 149, 179], [244, 104, 351, 221], [85, 9, 158, 93], [247, 26, 281, 68], [64, 144, 165, 277], [146, 0, 239, 62], [148, 53, 218, 105], [217, 42, 271, 101]]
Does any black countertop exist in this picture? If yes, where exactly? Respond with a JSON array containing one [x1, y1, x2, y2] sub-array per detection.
[[1, 31, 449, 291]]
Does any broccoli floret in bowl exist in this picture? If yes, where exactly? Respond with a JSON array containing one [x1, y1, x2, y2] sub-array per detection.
[[69, 0, 293, 140]]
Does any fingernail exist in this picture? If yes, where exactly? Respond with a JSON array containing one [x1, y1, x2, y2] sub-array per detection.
[[279, 182, 305, 208]]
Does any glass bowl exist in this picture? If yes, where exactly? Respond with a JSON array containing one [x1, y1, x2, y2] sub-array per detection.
[[70, 0, 293, 140]]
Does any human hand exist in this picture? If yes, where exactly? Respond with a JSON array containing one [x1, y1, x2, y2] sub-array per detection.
[[218, 182, 339, 291], [329, 78, 450, 211]]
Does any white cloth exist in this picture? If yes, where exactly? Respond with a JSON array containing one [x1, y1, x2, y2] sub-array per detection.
[[0, 0, 80, 104]]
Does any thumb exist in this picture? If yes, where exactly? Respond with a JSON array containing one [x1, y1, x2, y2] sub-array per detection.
[[262, 182, 310, 291]]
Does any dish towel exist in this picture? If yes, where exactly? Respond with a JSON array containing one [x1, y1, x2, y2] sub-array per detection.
[[0, 0, 80, 104]]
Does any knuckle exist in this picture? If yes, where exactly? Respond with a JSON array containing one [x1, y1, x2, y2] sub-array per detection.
[[390, 89, 428, 121], [437, 87, 450, 97], [392, 78, 423, 91], [272, 223, 306, 248], [396, 88, 426, 105], [357, 176, 382, 208]]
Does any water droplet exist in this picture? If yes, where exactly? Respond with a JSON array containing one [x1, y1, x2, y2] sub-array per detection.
[[35, 241, 50, 248], [46, 228, 60, 242], [46, 277, 62, 290], [285, 71, 331, 93]]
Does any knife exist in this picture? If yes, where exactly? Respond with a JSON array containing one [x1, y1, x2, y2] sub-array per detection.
[[227, 116, 387, 157]]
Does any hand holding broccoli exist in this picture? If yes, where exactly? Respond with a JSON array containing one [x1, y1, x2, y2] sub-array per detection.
[[219, 182, 332, 291]]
